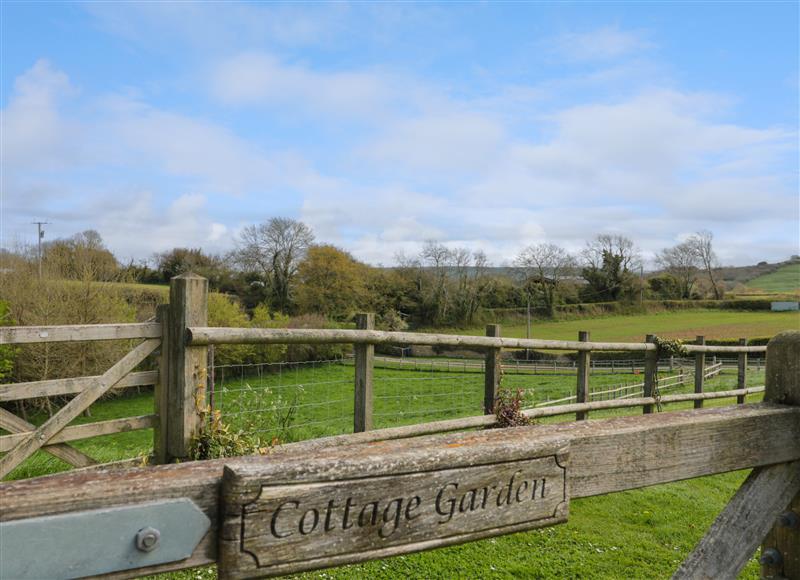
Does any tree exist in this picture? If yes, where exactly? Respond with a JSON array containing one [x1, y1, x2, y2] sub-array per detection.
[[514, 243, 576, 316], [295, 245, 370, 320], [655, 240, 699, 299], [154, 247, 231, 289], [231, 218, 314, 312], [580, 235, 641, 302], [44, 230, 118, 281], [450, 248, 492, 327], [688, 230, 723, 299]]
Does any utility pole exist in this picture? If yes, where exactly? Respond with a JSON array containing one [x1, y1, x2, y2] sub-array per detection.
[[32, 221, 50, 279]]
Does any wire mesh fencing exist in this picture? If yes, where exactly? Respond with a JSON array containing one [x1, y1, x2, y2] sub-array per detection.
[[210, 357, 355, 444], [206, 352, 766, 445]]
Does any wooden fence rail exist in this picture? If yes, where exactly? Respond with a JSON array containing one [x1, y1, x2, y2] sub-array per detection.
[[0, 271, 796, 579]]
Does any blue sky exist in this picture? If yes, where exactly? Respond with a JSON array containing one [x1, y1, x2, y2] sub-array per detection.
[[2, 1, 798, 267]]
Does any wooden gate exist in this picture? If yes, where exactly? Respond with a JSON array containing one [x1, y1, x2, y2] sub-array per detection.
[[0, 275, 797, 578]]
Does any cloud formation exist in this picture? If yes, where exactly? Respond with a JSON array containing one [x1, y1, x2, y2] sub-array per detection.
[[2, 9, 797, 268]]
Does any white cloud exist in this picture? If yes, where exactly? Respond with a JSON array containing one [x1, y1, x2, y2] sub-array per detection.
[[209, 52, 392, 117], [549, 26, 653, 62], [1, 59, 81, 171]]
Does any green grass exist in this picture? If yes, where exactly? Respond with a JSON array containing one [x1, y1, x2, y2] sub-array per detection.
[[3, 353, 771, 578], [745, 263, 800, 293], [426, 309, 799, 343]]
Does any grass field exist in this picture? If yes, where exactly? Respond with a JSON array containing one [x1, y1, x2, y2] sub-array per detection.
[[3, 307, 788, 578], [428, 309, 799, 343], [6, 374, 763, 580], [745, 263, 800, 293]]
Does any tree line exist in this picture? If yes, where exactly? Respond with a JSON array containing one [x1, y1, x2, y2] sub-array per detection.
[[2, 219, 729, 331]]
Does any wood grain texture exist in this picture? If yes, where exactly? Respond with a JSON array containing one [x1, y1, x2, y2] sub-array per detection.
[[760, 330, 800, 579], [694, 336, 706, 410], [0, 407, 96, 468], [0, 338, 159, 478], [575, 331, 590, 421], [0, 415, 157, 452], [761, 492, 800, 579], [187, 327, 767, 354], [484, 324, 501, 415], [0, 323, 161, 345], [2, 404, 798, 578], [219, 436, 568, 578], [154, 304, 170, 464], [353, 313, 374, 433], [643, 335, 657, 414], [737, 338, 748, 405], [166, 275, 208, 461], [0, 371, 158, 402], [672, 461, 800, 580]]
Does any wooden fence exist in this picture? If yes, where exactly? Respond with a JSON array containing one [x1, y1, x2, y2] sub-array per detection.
[[0, 274, 797, 579]]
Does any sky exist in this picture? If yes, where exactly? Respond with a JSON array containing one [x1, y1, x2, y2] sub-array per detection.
[[1, 1, 798, 268]]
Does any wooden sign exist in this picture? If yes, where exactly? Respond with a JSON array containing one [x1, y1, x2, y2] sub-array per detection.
[[219, 431, 569, 578]]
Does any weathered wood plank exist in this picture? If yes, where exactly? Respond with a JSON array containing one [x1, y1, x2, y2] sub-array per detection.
[[676, 329, 800, 579], [694, 335, 706, 410], [0, 323, 161, 345], [166, 275, 208, 462], [0, 407, 96, 468], [0, 371, 158, 402], [484, 324, 501, 415], [761, 492, 800, 579], [154, 304, 170, 464], [353, 313, 374, 433], [672, 461, 800, 579], [219, 436, 568, 578], [737, 338, 748, 405], [0, 415, 157, 452], [0, 338, 160, 478], [575, 331, 590, 421], [643, 334, 657, 414], [1, 404, 798, 578], [187, 327, 767, 354], [761, 330, 800, 579]]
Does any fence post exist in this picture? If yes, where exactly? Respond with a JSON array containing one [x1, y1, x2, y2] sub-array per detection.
[[165, 274, 208, 462], [153, 304, 170, 464], [760, 331, 800, 579], [737, 338, 748, 404], [484, 324, 501, 415], [643, 334, 657, 414], [354, 313, 375, 433], [694, 335, 706, 410], [576, 331, 590, 421]]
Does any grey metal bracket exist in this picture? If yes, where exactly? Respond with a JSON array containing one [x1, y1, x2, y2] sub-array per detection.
[[0, 498, 211, 579]]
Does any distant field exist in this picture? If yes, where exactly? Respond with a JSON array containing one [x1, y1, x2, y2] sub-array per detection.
[[430, 309, 799, 342], [745, 263, 800, 292]]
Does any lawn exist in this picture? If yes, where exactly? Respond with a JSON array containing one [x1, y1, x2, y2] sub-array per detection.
[[2, 312, 781, 578], [745, 263, 800, 293], [427, 309, 799, 343]]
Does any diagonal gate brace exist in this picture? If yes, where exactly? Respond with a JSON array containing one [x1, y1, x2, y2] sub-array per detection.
[[673, 460, 800, 579]]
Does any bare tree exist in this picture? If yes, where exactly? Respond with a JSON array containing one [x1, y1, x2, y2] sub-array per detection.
[[420, 240, 453, 324], [515, 243, 576, 316], [656, 240, 699, 299], [582, 234, 641, 272], [688, 230, 723, 299], [232, 218, 314, 312]]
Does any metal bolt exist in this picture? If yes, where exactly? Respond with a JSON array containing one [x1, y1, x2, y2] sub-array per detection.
[[760, 548, 783, 567], [135, 527, 161, 552], [778, 511, 800, 530]]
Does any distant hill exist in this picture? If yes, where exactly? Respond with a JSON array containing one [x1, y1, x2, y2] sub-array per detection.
[[745, 262, 800, 293], [713, 257, 798, 287]]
